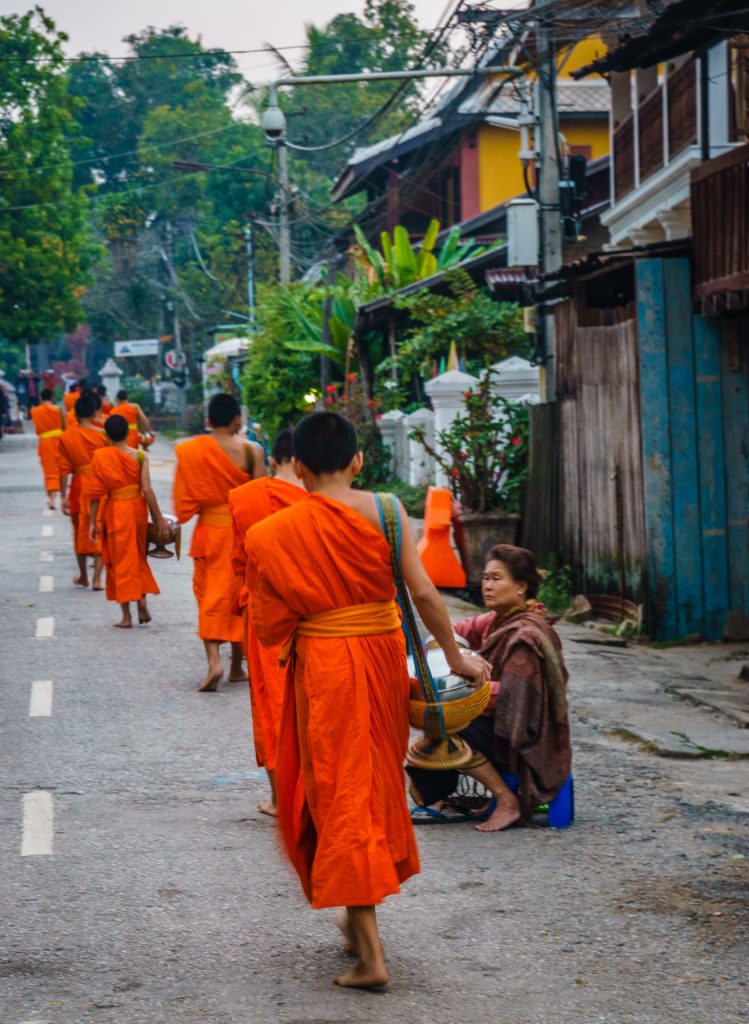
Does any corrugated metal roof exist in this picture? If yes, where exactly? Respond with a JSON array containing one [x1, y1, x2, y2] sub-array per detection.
[[458, 81, 610, 116]]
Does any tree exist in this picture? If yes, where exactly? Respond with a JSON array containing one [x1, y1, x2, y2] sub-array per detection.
[[0, 8, 100, 362]]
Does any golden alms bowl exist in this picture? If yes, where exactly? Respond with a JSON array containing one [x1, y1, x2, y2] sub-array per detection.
[[146, 514, 181, 559]]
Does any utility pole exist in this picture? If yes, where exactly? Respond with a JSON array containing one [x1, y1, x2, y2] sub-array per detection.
[[245, 225, 256, 324], [277, 145, 291, 285]]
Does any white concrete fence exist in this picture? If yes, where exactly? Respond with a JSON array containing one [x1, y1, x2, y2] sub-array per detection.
[[379, 356, 541, 488]]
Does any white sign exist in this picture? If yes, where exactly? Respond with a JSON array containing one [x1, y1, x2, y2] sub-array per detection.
[[165, 349, 186, 370], [114, 339, 159, 357]]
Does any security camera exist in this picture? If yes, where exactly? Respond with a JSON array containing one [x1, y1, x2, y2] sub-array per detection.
[[262, 104, 286, 142]]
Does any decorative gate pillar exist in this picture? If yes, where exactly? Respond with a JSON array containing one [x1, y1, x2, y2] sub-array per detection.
[[424, 369, 478, 488]]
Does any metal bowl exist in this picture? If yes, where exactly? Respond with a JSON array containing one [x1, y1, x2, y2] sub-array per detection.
[[407, 634, 481, 703]]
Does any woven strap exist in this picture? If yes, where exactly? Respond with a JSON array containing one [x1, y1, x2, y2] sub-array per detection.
[[40, 428, 63, 439], [199, 503, 231, 526], [375, 493, 445, 739], [109, 484, 141, 501]]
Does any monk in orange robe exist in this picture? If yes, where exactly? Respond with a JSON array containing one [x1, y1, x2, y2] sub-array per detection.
[[247, 412, 490, 990], [174, 393, 266, 691], [97, 384, 113, 418], [229, 427, 306, 816], [58, 393, 107, 589], [110, 388, 153, 449], [30, 388, 64, 508], [88, 414, 170, 627], [62, 381, 80, 417]]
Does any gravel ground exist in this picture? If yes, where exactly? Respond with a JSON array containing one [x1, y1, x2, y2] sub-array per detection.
[[1, 431, 747, 1024]]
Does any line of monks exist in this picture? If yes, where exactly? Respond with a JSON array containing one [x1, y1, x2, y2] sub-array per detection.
[[31, 385, 491, 991]]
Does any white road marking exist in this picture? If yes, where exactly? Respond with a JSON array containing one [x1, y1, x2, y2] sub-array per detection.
[[41, 524, 53, 537], [39, 575, 54, 593], [35, 617, 54, 639], [40, 551, 54, 562], [21, 791, 54, 856], [29, 681, 53, 717]]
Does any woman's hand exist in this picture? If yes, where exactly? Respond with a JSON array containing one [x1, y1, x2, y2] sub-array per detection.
[[447, 650, 492, 687]]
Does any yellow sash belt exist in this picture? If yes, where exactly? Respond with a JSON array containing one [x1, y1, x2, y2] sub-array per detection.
[[127, 423, 138, 433], [40, 428, 62, 439], [199, 503, 232, 527], [73, 462, 92, 475], [110, 484, 142, 501], [279, 599, 401, 665]]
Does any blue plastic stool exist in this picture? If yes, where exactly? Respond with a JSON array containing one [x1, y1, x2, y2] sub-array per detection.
[[488, 772, 575, 829]]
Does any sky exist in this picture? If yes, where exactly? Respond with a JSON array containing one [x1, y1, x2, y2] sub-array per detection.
[[0, 0, 446, 84]]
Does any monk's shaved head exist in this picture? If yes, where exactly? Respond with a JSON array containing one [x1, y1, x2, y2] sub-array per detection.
[[271, 428, 294, 464], [75, 394, 96, 420], [116, 389, 128, 401], [293, 412, 357, 475], [208, 393, 241, 428], [41, 388, 54, 401], [105, 414, 129, 442]]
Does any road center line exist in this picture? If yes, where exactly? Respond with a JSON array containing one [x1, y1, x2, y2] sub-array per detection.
[[21, 791, 54, 856], [39, 576, 54, 593], [29, 681, 53, 717], [41, 525, 53, 537], [40, 551, 54, 562], [35, 617, 55, 639]]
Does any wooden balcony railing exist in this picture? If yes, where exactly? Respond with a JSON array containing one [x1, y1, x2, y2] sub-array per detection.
[[613, 115, 635, 200], [638, 85, 664, 181], [691, 142, 749, 303], [668, 58, 697, 159]]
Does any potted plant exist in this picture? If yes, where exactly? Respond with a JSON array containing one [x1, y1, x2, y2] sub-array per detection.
[[410, 370, 529, 584]]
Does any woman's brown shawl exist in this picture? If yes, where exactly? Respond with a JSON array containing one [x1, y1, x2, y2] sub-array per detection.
[[454, 610, 572, 819]]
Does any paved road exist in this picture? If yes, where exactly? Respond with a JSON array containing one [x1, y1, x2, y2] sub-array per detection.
[[1, 432, 747, 1024]]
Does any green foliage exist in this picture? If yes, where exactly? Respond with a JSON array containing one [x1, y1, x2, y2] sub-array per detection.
[[387, 480, 428, 517], [391, 269, 527, 383], [0, 8, 100, 359], [410, 372, 530, 514], [537, 554, 574, 614]]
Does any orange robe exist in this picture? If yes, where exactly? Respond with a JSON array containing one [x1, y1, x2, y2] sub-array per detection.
[[29, 403, 63, 492], [228, 477, 306, 769], [65, 407, 78, 429], [247, 493, 420, 909], [57, 425, 107, 555], [174, 435, 250, 642], [86, 447, 160, 604], [63, 391, 78, 413], [110, 401, 139, 445]]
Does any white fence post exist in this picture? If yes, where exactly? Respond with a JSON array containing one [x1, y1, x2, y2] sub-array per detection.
[[403, 407, 435, 486], [487, 356, 541, 404], [379, 409, 404, 478], [424, 369, 479, 488]]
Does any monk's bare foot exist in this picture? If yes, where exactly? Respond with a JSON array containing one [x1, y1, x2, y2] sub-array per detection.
[[257, 799, 278, 817], [113, 618, 132, 628], [334, 958, 388, 990], [227, 670, 249, 682], [198, 669, 223, 692], [335, 909, 359, 956], [72, 575, 89, 588], [474, 796, 521, 833], [137, 600, 151, 624]]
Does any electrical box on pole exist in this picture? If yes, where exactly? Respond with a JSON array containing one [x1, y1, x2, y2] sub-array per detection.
[[507, 199, 539, 267]]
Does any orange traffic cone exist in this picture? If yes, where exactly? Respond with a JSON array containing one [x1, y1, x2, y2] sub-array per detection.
[[417, 486, 467, 588]]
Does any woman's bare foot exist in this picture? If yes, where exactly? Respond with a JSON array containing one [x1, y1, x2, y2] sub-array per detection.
[[474, 795, 521, 832], [335, 909, 359, 955], [198, 669, 223, 692], [257, 800, 278, 818], [334, 957, 388, 990]]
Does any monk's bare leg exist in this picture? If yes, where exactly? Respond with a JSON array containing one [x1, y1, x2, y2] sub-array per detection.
[[92, 554, 104, 591], [73, 553, 89, 587], [258, 769, 278, 817], [137, 597, 151, 624], [227, 641, 248, 682], [334, 908, 359, 956], [198, 640, 224, 691], [334, 907, 387, 989], [461, 763, 521, 833], [114, 602, 132, 628]]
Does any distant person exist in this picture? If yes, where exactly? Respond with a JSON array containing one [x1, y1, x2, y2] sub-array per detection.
[[58, 393, 107, 589], [26, 372, 39, 414], [173, 393, 265, 691], [97, 384, 113, 417], [30, 388, 64, 508], [63, 381, 79, 418], [228, 427, 305, 816], [15, 370, 29, 418], [110, 389, 153, 449], [88, 414, 170, 628]]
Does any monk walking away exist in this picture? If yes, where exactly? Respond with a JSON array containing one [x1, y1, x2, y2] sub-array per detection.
[[174, 393, 266, 691], [110, 389, 154, 449], [58, 393, 107, 589], [247, 412, 490, 990], [228, 427, 306, 817], [87, 415, 170, 627], [30, 388, 64, 508]]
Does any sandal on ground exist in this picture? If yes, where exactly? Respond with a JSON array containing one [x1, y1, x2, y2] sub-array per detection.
[[410, 803, 472, 824]]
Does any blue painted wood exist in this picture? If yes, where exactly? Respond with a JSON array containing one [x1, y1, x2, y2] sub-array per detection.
[[693, 315, 729, 640], [720, 318, 749, 617], [664, 259, 704, 636], [636, 259, 678, 639]]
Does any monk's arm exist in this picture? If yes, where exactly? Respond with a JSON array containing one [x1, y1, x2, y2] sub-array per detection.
[[249, 442, 267, 479], [228, 500, 246, 578], [135, 404, 152, 435], [89, 498, 101, 541], [57, 446, 73, 513], [396, 499, 491, 685], [141, 456, 170, 538]]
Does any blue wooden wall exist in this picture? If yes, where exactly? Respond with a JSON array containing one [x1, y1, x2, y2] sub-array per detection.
[[636, 257, 748, 640]]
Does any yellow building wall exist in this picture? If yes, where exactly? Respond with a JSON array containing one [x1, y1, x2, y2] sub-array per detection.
[[562, 119, 610, 160], [560, 36, 606, 78]]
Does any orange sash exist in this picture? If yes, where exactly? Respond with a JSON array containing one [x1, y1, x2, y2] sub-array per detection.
[[110, 484, 141, 501], [199, 503, 231, 527], [279, 599, 401, 665]]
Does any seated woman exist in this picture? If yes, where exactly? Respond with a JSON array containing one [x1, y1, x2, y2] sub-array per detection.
[[407, 544, 572, 832]]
